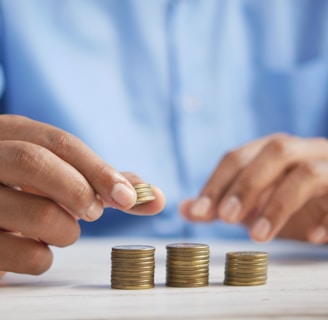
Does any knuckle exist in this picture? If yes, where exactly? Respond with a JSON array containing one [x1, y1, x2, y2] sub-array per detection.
[[295, 162, 320, 179], [268, 198, 287, 219], [47, 131, 76, 156], [13, 145, 36, 170], [34, 200, 80, 247], [37, 201, 59, 227], [222, 150, 244, 168], [89, 164, 114, 186], [238, 175, 261, 194], [25, 244, 53, 275], [13, 144, 50, 176], [70, 180, 93, 205], [265, 134, 291, 156]]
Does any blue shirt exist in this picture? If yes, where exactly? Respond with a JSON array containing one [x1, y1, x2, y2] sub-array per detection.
[[0, 0, 327, 238]]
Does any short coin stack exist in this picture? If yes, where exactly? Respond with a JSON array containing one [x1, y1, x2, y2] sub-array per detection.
[[224, 251, 269, 286], [111, 245, 155, 290], [133, 183, 156, 205], [166, 243, 210, 288]]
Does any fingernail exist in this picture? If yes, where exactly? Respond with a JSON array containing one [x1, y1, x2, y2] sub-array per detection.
[[85, 196, 104, 221], [251, 217, 271, 241], [112, 183, 136, 208], [220, 195, 241, 222], [310, 226, 327, 243], [190, 196, 211, 218]]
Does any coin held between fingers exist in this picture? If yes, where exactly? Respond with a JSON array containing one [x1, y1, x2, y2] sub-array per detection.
[[133, 184, 156, 206]]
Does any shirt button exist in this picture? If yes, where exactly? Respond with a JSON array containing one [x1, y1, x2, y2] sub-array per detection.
[[181, 96, 201, 112]]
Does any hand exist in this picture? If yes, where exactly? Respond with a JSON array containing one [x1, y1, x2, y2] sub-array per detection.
[[180, 133, 328, 244], [0, 115, 165, 277]]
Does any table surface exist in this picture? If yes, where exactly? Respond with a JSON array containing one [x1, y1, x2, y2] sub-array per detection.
[[1, 237, 328, 320]]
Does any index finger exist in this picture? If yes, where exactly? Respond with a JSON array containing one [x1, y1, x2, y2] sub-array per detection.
[[0, 115, 137, 211], [120, 172, 165, 215]]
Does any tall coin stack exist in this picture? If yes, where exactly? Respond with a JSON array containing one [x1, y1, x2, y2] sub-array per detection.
[[133, 183, 156, 205], [111, 245, 155, 290], [166, 243, 210, 288], [224, 251, 269, 286]]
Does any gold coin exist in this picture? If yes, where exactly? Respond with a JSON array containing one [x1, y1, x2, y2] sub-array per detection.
[[137, 191, 153, 194], [226, 251, 268, 257], [111, 273, 154, 279], [112, 256, 154, 262], [111, 252, 154, 257], [111, 284, 154, 290], [136, 195, 156, 202], [167, 243, 209, 250], [167, 252, 209, 258], [111, 277, 154, 283], [167, 270, 209, 277], [135, 187, 153, 191], [111, 282, 154, 288], [135, 199, 156, 205], [112, 245, 155, 252], [225, 261, 268, 267], [166, 282, 208, 288], [226, 263, 268, 269], [166, 270, 209, 278], [167, 252, 210, 258], [224, 279, 267, 286], [224, 275, 267, 281], [167, 275, 209, 281], [166, 276, 208, 282], [225, 270, 267, 278], [111, 259, 155, 264], [111, 269, 154, 274], [134, 186, 152, 191], [133, 183, 151, 188], [111, 273, 154, 278], [167, 259, 209, 266], [167, 259, 209, 265], [167, 263, 209, 269], [135, 191, 154, 196]]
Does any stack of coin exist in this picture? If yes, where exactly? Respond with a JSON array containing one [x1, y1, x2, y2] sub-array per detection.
[[111, 245, 155, 290], [133, 183, 156, 205], [166, 243, 210, 288], [224, 251, 269, 286]]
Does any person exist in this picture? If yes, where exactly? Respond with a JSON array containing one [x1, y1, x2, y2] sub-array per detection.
[[0, 0, 328, 276]]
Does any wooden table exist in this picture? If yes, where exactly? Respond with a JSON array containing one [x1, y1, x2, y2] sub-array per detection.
[[1, 238, 328, 319]]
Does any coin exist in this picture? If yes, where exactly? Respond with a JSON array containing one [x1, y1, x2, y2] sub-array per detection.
[[133, 184, 156, 205], [166, 281, 209, 288], [167, 243, 209, 251], [227, 251, 269, 259], [224, 251, 269, 286], [224, 280, 266, 286], [112, 245, 155, 252], [135, 196, 156, 204], [166, 243, 210, 288], [133, 183, 151, 189], [111, 245, 155, 290], [111, 283, 154, 290]]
